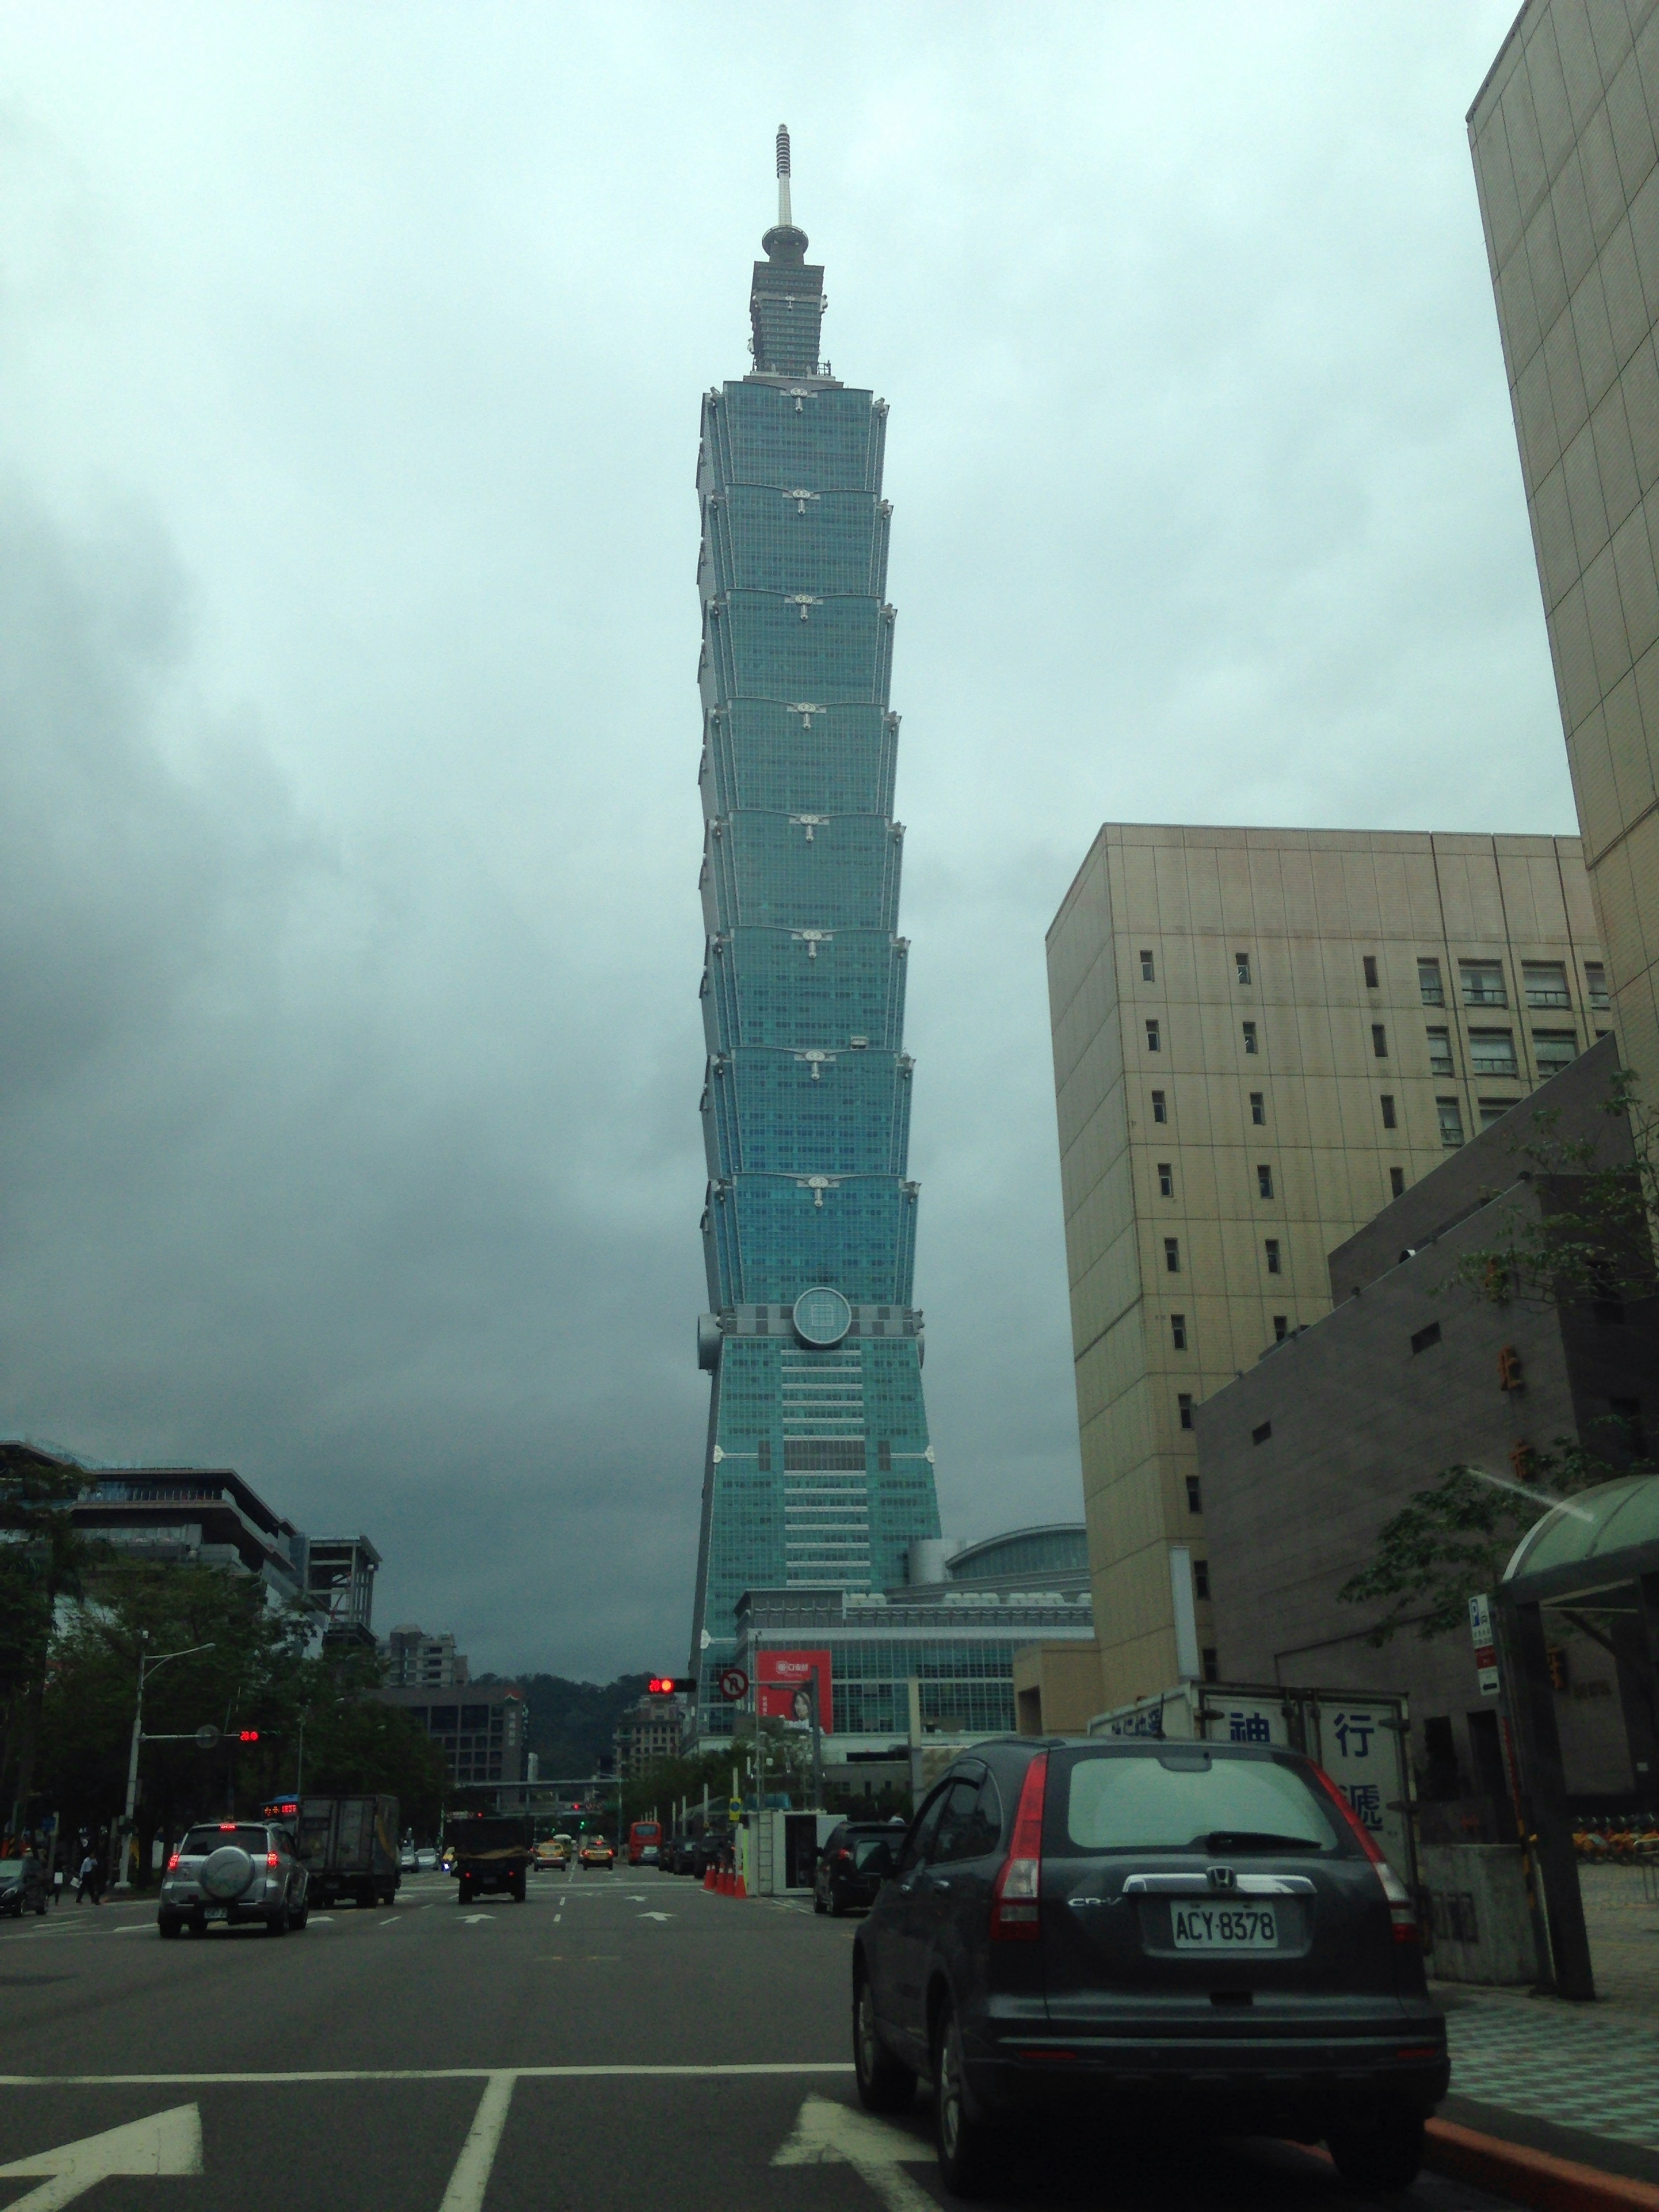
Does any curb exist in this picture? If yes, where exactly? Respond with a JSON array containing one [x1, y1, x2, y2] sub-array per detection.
[[1424, 2119, 1659, 2212]]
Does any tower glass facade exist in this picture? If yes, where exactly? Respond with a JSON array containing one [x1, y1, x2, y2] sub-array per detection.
[[688, 178, 942, 1735]]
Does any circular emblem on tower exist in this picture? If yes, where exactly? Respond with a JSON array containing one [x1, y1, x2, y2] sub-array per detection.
[[792, 1285, 852, 1348]]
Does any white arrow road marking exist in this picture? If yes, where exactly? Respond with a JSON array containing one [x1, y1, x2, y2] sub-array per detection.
[[0, 2103, 202, 2211], [637, 1912, 673, 1922], [462, 1914, 495, 1925], [773, 2095, 933, 2212], [437, 2072, 515, 2212]]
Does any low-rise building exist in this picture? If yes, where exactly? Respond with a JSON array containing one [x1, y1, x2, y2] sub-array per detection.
[[1193, 1038, 1656, 1824]]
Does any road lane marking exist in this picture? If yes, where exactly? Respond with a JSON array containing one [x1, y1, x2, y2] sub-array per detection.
[[0, 2064, 855, 2086], [0, 2103, 203, 2209], [380, 1918, 400, 1926], [774, 2094, 933, 2212], [638, 1913, 673, 1922], [461, 1915, 495, 1926], [438, 2071, 515, 2212]]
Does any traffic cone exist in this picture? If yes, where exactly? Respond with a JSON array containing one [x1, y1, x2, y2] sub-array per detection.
[[733, 1870, 747, 1899], [702, 1866, 715, 1891]]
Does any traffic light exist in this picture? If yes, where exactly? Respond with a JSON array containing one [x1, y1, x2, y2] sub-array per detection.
[[237, 1729, 260, 1744], [648, 1677, 696, 1695]]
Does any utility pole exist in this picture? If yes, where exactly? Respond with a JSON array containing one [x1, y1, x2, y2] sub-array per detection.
[[114, 1639, 215, 1891]]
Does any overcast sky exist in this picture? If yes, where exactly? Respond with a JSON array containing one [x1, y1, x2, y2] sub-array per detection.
[[0, 3, 1569, 1678]]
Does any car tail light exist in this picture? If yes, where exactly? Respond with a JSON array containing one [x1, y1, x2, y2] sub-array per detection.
[[834, 1848, 852, 1864], [990, 1751, 1048, 1943], [219, 1822, 236, 1831], [1311, 1764, 1419, 1943], [266, 1853, 281, 1870], [166, 1853, 180, 1873]]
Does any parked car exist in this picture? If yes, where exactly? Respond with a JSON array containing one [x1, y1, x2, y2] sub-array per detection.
[[399, 1845, 419, 1872], [815, 1821, 904, 1917], [852, 1737, 1447, 2198], [0, 1856, 48, 1919], [415, 1847, 439, 1872], [158, 1821, 310, 1938], [578, 1836, 615, 1869]]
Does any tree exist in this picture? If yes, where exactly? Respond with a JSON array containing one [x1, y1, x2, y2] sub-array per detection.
[[0, 1447, 106, 1846], [1337, 1441, 1644, 1647], [1442, 1071, 1656, 1314]]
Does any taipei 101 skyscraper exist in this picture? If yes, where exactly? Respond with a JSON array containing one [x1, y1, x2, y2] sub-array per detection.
[[687, 130, 942, 1736]]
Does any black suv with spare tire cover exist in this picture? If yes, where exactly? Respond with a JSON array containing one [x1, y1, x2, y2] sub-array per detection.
[[158, 1821, 310, 1938], [852, 1736, 1448, 2199]]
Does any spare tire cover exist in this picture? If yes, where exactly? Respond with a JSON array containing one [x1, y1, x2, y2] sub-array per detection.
[[200, 1846, 256, 1901]]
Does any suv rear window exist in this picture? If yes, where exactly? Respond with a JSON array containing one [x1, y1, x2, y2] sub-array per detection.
[[181, 1826, 271, 1855], [1061, 1752, 1343, 1854]]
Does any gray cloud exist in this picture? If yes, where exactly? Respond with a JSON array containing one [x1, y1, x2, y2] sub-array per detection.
[[0, 2, 1569, 1674]]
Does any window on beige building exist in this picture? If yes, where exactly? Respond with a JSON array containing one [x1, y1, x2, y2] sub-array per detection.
[[1171, 1314, 1186, 1349], [1242, 1021, 1259, 1055], [1460, 960, 1507, 1007], [1371, 1023, 1389, 1058], [1380, 1094, 1397, 1128], [1140, 949, 1155, 982], [1265, 1239, 1281, 1274], [1418, 958, 1445, 1005], [1163, 1238, 1180, 1272], [1256, 1165, 1274, 1199], [1249, 1092, 1265, 1124], [1151, 1089, 1167, 1122], [1363, 955, 1379, 988], [1437, 1097, 1464, 1147], [1145, 1018, 1161, 1051], [1469, 1029, 1518, 1078], [1479, 1098, 1517, 1130], [1522, 962, 1570, 1009], [1235, 952, 1252, 985], [1533, 1030, 1577, 1076], [1179, 1397, 1194, 1434], [1427, 1027, 1455, 1076], [1157, 1163, 1173, 1197], [1585, 963, 1609, 1012], [1390, 1166, 1406, 1198]]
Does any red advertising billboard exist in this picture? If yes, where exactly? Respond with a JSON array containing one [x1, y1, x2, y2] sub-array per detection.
[[756, 1649, 833, 1733]]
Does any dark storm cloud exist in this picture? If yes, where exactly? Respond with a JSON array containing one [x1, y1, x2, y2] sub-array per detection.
[[0, 3, 1567, 1673]]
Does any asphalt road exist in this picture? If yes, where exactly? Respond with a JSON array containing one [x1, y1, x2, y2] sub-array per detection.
[[0, 1869, 1521, 2212]]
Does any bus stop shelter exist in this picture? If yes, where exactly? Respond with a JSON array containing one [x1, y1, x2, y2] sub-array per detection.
[[1494, 1475, 1659, 2000]]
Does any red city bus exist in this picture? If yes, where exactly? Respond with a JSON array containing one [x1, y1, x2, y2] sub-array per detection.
[[627, 1821, 662, 1866]]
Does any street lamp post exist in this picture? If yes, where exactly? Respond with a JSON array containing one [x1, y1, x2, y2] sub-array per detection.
[[113, 1639, 215, 1891]]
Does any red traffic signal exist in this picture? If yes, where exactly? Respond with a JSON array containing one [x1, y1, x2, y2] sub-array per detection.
[[647, 1677, 696, 1695], [237, 1729, 261, 1744]]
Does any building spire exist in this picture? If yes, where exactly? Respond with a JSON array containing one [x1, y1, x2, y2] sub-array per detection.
[[776, 123, 792, 229]]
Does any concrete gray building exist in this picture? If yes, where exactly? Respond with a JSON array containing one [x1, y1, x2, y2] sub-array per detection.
[[378, 1682, 524, 1789], [1469, 1, 1659, 1131], [1194, 1037, 1656, 1821]]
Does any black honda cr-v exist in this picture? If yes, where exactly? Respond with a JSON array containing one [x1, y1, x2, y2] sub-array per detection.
[[852, 1736, 1447, 2198]]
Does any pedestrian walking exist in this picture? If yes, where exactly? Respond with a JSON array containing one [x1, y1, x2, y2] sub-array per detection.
[[76, 1853, 100, 1905], [51, 1865, 64, 1907]]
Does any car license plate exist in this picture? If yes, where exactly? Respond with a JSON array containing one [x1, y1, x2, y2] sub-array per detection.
[[1171, 1904, 1278, 1950], [202, 1906, 226, 1921]]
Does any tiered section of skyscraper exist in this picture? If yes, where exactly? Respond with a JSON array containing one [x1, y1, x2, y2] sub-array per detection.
[[687, 131, 942, 1735]]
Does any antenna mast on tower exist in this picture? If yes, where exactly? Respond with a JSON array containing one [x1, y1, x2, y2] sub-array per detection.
[[775, 123, 792, 227]]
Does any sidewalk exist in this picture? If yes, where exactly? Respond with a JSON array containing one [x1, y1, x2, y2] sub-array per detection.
[[1426, 1864, 1659, 2206]]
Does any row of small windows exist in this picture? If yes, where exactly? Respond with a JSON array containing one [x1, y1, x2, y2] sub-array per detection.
[[1168, 1311, 1289, 1355], [1135, 947, 1608, 1015], [1161, 1230, 1280, 1275]]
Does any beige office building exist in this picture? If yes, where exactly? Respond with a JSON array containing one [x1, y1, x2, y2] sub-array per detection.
[[1469, 0, 1659, 1116], [1045, 824, 1604, 1716]]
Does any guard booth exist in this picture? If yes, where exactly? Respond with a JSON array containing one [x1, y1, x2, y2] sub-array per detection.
[[741, 1809, 826, 1895], [1493, 1475, 1659, 2001]]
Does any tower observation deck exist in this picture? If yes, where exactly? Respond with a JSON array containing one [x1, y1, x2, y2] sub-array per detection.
[[687, 130, 943, 1736]]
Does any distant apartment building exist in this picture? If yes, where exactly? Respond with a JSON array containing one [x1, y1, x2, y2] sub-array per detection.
[[379, 1683, 524, 1789], [1470, 2, 1659, 1116], [380, 1624, 467, 1688], [1046, 824, 1606, 1713], [615, 1695, 686, 1778]]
